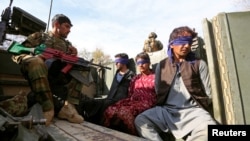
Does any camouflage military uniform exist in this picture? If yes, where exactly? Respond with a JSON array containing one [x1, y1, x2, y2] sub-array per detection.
[[12, 31, 84, 112], [143, 32, 163, 52]]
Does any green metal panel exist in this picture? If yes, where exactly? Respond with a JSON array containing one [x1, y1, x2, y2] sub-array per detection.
[[202, 18, 226, 124], [203, 11, 250, 124], [222, 11, 250, 124]]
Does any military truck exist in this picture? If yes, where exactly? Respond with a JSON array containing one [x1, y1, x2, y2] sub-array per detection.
[[149, 10, 250, 125], [1, 0, 250, 140], [104, 10, 250, 140], [0, 2, 148, 141]]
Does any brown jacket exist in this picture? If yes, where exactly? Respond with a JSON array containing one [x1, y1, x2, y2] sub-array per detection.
[[155, 58, 210, 111]]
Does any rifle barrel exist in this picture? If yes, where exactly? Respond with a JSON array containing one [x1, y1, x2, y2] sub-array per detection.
[[76, 57, 111, 70]]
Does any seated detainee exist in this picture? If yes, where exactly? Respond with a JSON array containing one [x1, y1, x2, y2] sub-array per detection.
[[78, 53, 135, 125], [134, 26, 217, 141], [103, 52, 157, 136]]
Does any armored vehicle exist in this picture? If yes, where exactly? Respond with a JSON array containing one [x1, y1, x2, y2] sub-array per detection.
[[0, 1, 147, 141], [1, 1, 250, 140]]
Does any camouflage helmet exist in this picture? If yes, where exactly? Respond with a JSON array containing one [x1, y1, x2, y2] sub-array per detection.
[[148, 32, 157, 38]]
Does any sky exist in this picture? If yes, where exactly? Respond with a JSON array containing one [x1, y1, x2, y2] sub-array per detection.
[[0, 0, 245, 59]]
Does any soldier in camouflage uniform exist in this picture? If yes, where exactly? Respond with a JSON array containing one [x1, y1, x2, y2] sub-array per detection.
[[11, 14, 84, 125], [143, 32, 163, 53]]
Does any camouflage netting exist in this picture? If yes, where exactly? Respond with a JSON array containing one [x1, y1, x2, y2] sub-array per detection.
[[0, 91, 28, 116]]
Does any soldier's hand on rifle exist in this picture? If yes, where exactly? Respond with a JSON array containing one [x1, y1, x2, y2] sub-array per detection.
[[68, 46, 78, 56], [37, 54, 46, 61]]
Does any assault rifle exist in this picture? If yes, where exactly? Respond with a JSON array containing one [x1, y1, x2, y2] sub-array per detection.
[[7, 41, 111, 74]]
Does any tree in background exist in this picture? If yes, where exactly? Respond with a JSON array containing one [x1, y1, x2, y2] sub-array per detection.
[[92, 48, 112, 65], [78, 47, 112, 65], [78, 48, 92, 60]]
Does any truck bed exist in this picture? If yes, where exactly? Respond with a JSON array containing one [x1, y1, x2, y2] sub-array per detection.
[[48, 119, 148, 141], [0, 49, 148, 141]]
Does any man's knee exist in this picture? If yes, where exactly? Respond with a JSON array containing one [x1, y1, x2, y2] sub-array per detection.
[[23, 56, 44, 65], [22, 57, 47, 77], [134, 114, 146, 128]]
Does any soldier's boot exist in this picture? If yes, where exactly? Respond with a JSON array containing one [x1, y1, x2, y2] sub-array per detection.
[[41, 98, 55, 126], [57, 101, 84, 123], [43, 108, 54, 126]]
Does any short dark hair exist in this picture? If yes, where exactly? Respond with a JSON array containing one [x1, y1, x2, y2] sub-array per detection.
[[168, 26, 197, 43], [135, 52, 150, 62], [52, 14, 73, 26], [114, 53, 130, 67], [114, 53, 129, 59]]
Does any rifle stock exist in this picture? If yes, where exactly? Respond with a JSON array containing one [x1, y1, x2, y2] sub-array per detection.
[[7, 41, 111, 73]]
